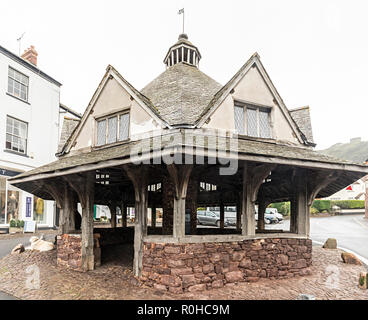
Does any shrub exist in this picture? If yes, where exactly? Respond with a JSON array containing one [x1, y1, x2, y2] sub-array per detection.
[[269, 202, 290, 216], [9, 219, 16, 227], [312, 200, 331, 213], [310, 207, 319, 215], [331, 200, 365, 210]]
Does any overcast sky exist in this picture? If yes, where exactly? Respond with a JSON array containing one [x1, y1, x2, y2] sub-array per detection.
[[1, 0, 367, 149]]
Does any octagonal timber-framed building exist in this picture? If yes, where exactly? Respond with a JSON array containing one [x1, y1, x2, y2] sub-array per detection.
[[9, 34, 368, 292]]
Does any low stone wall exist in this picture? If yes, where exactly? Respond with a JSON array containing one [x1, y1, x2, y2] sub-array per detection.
[[57, 233, 101, 271], [141, 238, 312, 293]]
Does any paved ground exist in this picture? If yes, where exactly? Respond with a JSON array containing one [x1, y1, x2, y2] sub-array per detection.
[[0, 245, 366, 300], [0, 231, 56, 300], [1, 215, 368, 300]]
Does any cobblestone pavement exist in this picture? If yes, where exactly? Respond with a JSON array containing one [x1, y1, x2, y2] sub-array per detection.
[[0, 245, 367, 300]]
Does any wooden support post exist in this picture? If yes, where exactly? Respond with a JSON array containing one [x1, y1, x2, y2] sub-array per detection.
[[60, 183, 76, 234], [257, 199, 267, 231], [295, 175, 308, 236], [220, 202, 225, 229], [151, 206, 156, 228], [109, 203, 117, 228], [242, 163, 276, 236], [65, 172, 95, 271], [120, 202, 127, 227], [236, 196, 241, 231], [290, 194, 297, 233], [123, 165, 148, 277], [167, 164, 193, 239]]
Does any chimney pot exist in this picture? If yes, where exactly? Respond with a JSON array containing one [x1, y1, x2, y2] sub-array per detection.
[[21, 45, 38, 66]]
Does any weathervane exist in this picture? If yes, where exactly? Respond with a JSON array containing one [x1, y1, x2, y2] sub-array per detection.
[[17, 32, 25, 56], [178, 8, 185, 34]]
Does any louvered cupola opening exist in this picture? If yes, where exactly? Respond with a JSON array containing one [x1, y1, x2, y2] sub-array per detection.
[[163, 33, 201, 68]]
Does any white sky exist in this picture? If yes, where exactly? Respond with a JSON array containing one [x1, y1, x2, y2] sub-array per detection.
[[1, 0, 367, 150]]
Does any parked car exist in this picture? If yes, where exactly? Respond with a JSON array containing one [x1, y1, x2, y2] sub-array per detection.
[[255, 212, 279, 224], [265, 208, 283, 222], [224, 212, 236, 226], [197, 210, 221, 227]]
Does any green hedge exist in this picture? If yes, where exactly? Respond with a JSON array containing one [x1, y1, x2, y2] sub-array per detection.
[[312, 200, 331, 212], [331, 200, 365, 209], [269, 200, 365, 215]]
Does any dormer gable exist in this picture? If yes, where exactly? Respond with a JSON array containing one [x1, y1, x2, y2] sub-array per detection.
[[59, 66, 167, 156]]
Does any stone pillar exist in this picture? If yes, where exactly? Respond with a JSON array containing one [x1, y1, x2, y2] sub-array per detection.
[[81, 172, 95, 271], [220, 202, 225, 229], [151, 207, 156, 228]]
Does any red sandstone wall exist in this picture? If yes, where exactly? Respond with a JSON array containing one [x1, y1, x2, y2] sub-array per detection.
[[57, 233, 101, 271], [141, 238, 312, 293]]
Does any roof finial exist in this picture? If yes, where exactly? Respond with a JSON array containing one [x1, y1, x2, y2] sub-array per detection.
[[178, 8, 184, 34]]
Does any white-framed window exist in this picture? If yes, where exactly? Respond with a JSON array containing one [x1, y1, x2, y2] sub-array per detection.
[[234, 102, 272, 139], [5, 116, 28, 154], [8, 67, 29, 101], [96, 112, 130, 146]]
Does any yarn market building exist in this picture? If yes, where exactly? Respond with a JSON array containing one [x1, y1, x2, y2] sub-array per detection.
[[9, 34, 368, 293]]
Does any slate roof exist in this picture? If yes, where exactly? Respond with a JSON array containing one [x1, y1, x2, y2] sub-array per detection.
[[9, 130, 368, 183], [141, 63, 222, 126], [290, 106, 314, 144], [57, 117, 80, 154]]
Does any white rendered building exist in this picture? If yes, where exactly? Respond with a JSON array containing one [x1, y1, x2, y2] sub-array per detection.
[[0, 45, 62, 229]]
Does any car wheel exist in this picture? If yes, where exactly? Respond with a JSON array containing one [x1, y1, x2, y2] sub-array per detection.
[[265, 219, 271, 224]]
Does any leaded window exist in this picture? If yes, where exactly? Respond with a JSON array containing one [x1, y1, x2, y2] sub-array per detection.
[[5, 116, 28, 154], [8, 67, 29, 101], [96, 112, 130, 146], [234, 105, 245, 134], [234, 102, 272, 139]]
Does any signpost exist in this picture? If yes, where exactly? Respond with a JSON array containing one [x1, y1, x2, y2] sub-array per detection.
[[23, 220, 36, 233]]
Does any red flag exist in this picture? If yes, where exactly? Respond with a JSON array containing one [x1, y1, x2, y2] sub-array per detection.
[[346, 185, 353, 191]]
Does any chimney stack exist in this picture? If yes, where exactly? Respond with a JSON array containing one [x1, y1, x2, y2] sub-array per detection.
[[21, 45, 38, 66]]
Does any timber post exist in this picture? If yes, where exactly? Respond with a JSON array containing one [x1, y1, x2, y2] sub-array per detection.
[[123, 165, 148, 277], [242, 163, 276, 236], [65, 172, 95, 271], [108, 201, 117, 228], [151, 206, 156, 228], [167, 164, 193, 239], [220, 201, 225, 229]]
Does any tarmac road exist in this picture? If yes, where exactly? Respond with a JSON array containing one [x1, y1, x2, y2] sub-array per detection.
[[309, 214, 368, 261], [269, 214, 368, 261]]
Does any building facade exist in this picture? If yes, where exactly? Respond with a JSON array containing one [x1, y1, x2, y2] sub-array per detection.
[[0, 45, 62, 229]]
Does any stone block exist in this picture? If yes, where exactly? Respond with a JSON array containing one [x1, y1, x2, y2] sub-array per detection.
[[322, 238, 337, 249], [225, 271, 244, 283]]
